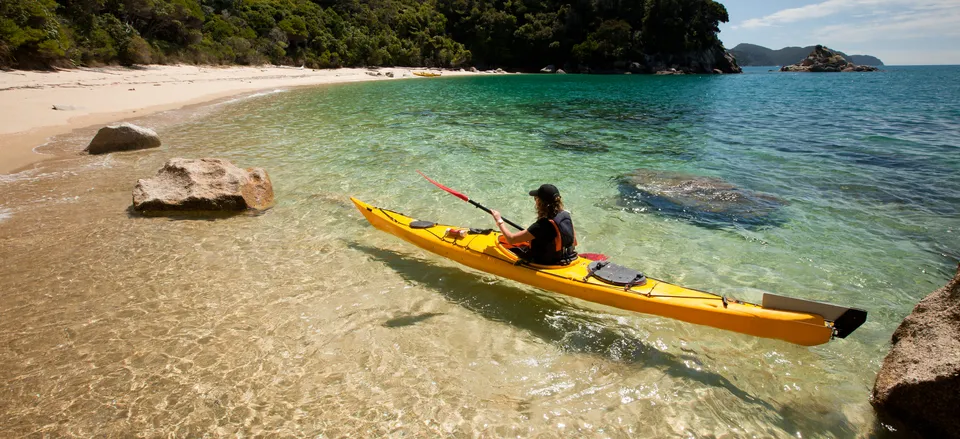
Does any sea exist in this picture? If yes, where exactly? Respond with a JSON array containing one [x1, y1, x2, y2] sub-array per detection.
[[0, 65, 957, 437]]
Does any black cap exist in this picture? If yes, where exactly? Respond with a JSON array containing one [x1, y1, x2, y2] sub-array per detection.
[[528, 184, 560, 201]]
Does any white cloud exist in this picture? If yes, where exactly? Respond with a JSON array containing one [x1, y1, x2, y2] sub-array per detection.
[[735, 0, 884, 29], [733, 0, 958, 29], [814, 3, 960, 43]]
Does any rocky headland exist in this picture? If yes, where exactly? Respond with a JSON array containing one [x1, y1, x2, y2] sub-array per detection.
[[541, 46, 743, 75], [780, 45, 879, 72], [631, 46, 742, 74]]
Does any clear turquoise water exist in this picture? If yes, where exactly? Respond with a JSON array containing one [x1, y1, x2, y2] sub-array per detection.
[[211, 66, 960, 308], [1, 67, 958, 437]]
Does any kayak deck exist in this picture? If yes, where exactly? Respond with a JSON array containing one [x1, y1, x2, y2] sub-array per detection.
[[351, 197, 866, 346]]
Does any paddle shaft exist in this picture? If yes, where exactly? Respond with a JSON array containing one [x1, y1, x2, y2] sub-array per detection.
[[417, 171, 525, 231], [467, 200, 524, 231]]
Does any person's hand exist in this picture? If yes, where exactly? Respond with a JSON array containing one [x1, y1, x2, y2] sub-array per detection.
[[491, 210, 502, 224]]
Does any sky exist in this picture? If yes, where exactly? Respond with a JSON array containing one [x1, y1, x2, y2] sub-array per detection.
[[717, 0, 960, 65]]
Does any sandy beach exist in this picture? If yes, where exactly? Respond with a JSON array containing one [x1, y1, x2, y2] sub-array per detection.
[[0, 65, 476, 174]]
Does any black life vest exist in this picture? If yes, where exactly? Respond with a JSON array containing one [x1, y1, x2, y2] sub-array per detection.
[[545, 210, 578, 265]]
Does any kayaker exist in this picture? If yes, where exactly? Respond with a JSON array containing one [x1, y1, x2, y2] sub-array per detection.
[[490, 184, 578, 265]]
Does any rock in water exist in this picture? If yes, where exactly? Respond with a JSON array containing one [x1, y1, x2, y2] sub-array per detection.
[[132, 158, 275, 214], [617, 169, 787, 228], [85, 123, 161, 154], [871, 264, 960, 438], [780, 45, 879, 73]]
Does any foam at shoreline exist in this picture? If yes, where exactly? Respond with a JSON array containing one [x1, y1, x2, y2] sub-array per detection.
[[220, 88, 289, 105]]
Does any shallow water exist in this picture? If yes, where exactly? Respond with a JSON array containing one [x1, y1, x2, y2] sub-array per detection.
[[1, 67, 958, 437]]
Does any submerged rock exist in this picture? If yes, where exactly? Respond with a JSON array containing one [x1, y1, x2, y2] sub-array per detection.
[[617, 169, 787, 228], [133, 158, 274, 214], [871, 264, 960, 439], [85, 122, 161, 155], [780, 45, 879, 72], [548, 136, 609, 153]]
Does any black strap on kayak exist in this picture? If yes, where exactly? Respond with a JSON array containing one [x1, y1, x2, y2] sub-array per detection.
[[623, 274, 647, 292], [583, 261, 609, 281], [379, 208, 405, 224]]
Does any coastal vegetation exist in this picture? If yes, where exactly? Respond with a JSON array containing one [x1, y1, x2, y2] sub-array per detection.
[[1, 0, 732, 71]]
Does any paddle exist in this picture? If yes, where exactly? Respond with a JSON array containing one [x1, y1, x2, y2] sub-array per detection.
[[417, 171, 524, 230], [417, 171, 608, 261]]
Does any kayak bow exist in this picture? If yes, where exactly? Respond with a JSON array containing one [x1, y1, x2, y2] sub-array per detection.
[[351, 197, 866, 346]]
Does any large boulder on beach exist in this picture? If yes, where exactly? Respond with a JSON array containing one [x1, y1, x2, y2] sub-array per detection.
[[85, 122, 161, 154], [132, 158, 274, 214], [617, 169, 787, 228], [871, 264, 960, 438], [780, 45, 879, 72]]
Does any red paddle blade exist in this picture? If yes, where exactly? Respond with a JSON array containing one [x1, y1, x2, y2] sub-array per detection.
[[417, 170, 469, 202], [580, 253, 608, 261]]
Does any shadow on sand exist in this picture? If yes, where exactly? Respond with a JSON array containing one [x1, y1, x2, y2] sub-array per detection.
[[124, 204, 270, 221], [349, 242, 775, 410]]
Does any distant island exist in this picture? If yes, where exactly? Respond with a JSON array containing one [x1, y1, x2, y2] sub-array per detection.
[[728, 43, 883, 67], [779, 45, 878, 72]]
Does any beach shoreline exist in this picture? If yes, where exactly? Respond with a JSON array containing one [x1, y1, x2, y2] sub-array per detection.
[[0, 64, 480, 174]]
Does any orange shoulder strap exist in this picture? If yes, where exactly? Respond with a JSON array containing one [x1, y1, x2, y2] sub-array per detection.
[[548, 219, 562, 251]]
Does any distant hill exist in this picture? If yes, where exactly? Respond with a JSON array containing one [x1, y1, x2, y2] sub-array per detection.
[[847, 54, 884, 66], [729, 43, 883, 66]]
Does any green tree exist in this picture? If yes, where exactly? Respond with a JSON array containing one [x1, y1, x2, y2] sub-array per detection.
[[0, 0, 70, 66]]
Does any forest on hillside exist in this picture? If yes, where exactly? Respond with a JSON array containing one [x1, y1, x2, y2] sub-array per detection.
[[1, 0, 731, 71]]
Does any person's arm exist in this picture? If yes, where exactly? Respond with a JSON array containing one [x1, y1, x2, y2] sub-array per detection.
[[491, 210, 534, 244]]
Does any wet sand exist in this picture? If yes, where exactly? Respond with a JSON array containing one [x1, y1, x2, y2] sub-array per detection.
[[0, 65, 475, 174]]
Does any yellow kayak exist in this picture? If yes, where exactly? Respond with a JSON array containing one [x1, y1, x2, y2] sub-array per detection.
[[351, 197, 866, 346], [413, 71, 442, 77]]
